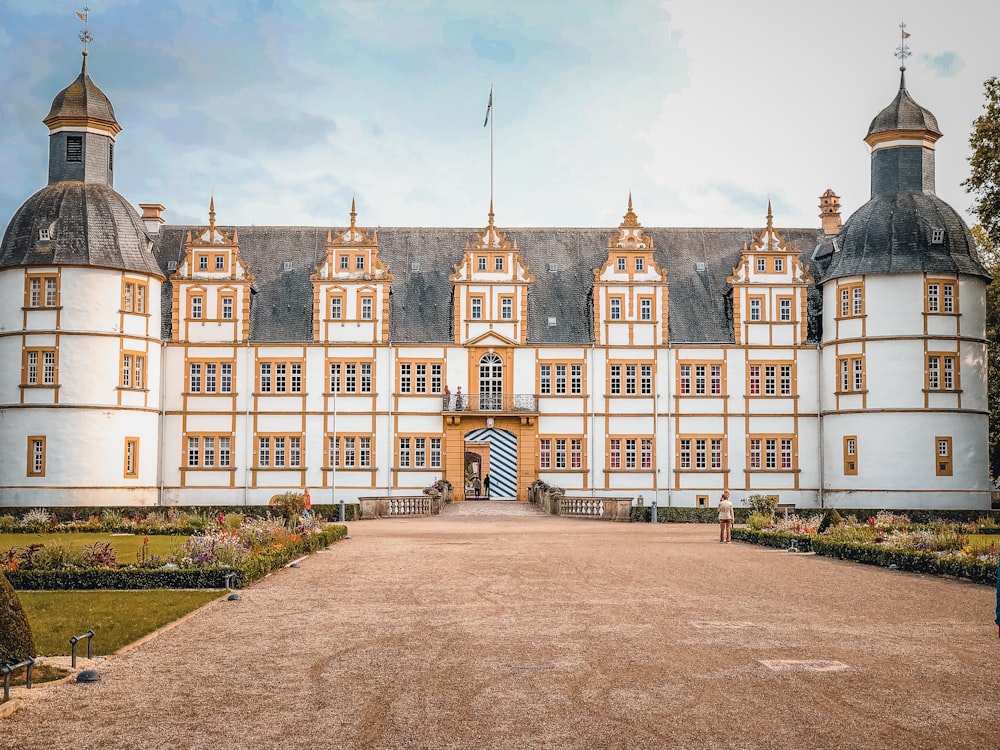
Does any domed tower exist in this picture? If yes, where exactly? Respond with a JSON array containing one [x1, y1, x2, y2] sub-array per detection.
[[0, 52, 165, 507], [818, 46, 991, 509]]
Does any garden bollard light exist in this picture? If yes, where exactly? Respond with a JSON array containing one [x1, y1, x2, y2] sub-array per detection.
[[650, 499, 657, 523], [338, 500, 345, 522]]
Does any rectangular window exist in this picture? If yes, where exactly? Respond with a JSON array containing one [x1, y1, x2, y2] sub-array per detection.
[[124, 438, 139, 478], [398, 361, 441, 394], [640, 298, 652, 321], [748, 436, 796, 472], [361, 297, 373, 320], [778, 297, 792, 322], [540, 364, 551, 395], [555, 364, 567, 394], [23, 349, 57, 386], [555, 439, 567, 469], [330, 297, 343, 319], [199, 256, 209, 271], [624, 439, 637, 469], [839, 282, 866, 318], [416, 364, 427, 393], [936, 436, 953, 476], [399, 437, 411, 468], [610, 365, 621, 395], [571, 439, 582, 469], [748, 362, 794, 397], [478, 256, 487, 271], [258, 437, 271, 467], [635, 257, 645, 272], [258, 361, 304, 394], [356, 255, 365, 270], [571, 365, 582, 395], [540, 438, 552, 469], [66, 135, 82, 162], [187, 436, 200, 467], [26, 275, 59, 308], [617, 257, 626, 272], [926, 280, 957, 314], [641, 364, 652, 395], [774, 257, 784, 272], [215, 255, 225, 271], [711, 364, 722, 395], [501, 297, 513, 320], [495, 257, 504, 271], [121, 352, 146, 389], [190, 296, 203, 320], [756, 257, 766, 272], [609, 438, 621, 469], [221, 296, 234, 319], [203, 437, 216, 467], [414, 438, 426, 467], [340, 255, 349, 270], [676, 436, 725, 472], [679, 364, 691, 395], [641, 438, 653, 469], [844, 435, 858, 475], [837, 355, 865, 393], [749, 297, 762, 321], [609, 298, 622, 320], [122, 281, 148, 313], [254, 435, 302, 468], [471, 298, 482, 319], [27, 436, 46, 477], [430, 438, 441, 468]]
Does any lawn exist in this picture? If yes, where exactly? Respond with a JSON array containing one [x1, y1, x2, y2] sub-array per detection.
[[18, 589, 224, 655], [0, 532, 181, 561]]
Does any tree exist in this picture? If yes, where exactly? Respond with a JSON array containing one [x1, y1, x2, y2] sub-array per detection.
[[0, 571, 36, 666], [973, 225, 1000, 483], [965, 77, 1000, 249]]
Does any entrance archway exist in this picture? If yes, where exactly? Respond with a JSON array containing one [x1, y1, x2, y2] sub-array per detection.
[[464, 426, 517, 500]]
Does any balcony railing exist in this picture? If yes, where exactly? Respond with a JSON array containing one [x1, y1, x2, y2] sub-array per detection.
[[443, 393, 538, 413]]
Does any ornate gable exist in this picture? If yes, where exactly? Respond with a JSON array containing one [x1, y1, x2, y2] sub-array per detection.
[[312, 199, 391, 283], [727, 202, 813, 286]]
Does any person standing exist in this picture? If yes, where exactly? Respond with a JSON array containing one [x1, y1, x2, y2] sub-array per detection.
[[471, 475, 481, 499], [718, 489, 734, 543], [483, 473, 491, 499]]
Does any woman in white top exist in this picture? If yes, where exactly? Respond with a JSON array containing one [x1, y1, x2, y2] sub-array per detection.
[[718, 490, 734, 543]]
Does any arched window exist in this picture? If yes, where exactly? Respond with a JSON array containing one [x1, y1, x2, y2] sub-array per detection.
[[479, 353, 503, 410]]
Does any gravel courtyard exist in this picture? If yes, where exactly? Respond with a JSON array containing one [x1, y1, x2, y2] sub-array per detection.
[[2, 503, 998, 750]]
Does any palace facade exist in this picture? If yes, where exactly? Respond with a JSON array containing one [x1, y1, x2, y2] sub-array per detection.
[[0, 53, 990, 509]]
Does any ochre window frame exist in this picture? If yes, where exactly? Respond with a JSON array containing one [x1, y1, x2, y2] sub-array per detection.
[[925, 278, 958, 315], [123, 437, 140, 478], [843, 435, 858, 476], [935, 436, 953, 476], [27, 436, 46, 477]]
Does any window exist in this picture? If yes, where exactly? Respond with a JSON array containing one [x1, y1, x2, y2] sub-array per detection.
[[926, 280, 957, 314], [122, 280, 148, 313], [617, 257, 626, 272], [328, 435, 374, 469], [221, 296, 234, 320], [677, 437, 724, 471], [838, 282, 865, 318], [26, 275, 59, 308], [748, 362, 793, 397], [926, 354, 958, 391], [610, 437, 654, 471], [696, 495, 709, 509], [328, 360, 375, 394], [495, 257, 504, 271], [397, 361, 442, 394], [38, 229, 50, 241], [256, 435, 302, 468], [748, 436, 796, 471], [609, 298, 622, 320], [609, 363, 652, 396], [640, 298, 652, 321], [635, 257, 644, 272], [678, 363, 723, 396], [330, 295, 343, 320], [539, 363, 583, 395], [124, 438, 139, 478], [199, 256, 209, 271], [935, 436, 953, 476], [774, 257, 784, 272], [121, 352, 146, 389], [356, 255, 365, 270], [190, 295, 203, 320], [749, 297, 762, 321], [23, 349, 57, 386], [844, 435, 858, 475], [471, 297, 482, 319], [478, 256, 487, 271], [778, 297, 792, 322], [186, 435, 233, 468], [756, 257, 766, 272], [27, 437, 45, 477], [66, 135, 82, 162], [340, 255, 349, 270], [108, 142, 114, 171], [501, 297, 513, 320], [215, 255, 225, 271], [258, 361, 304, 394], [397, 436, 442, 468], [930, 228, 945, 244], [837, 355, 865, 393], [360, 296, 373, 320]]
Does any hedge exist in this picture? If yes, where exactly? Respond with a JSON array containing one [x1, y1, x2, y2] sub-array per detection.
[[6, 525, 347, 590], [732, 527, 996, 585]]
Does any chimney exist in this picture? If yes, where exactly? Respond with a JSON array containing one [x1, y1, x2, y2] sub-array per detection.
[[818, 189, 841, 236], [139, 203, 166, 236]]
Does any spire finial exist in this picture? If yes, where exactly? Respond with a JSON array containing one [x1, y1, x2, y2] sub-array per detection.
[[766, 199, 774, 228], [350, 196, 357, 227], [894, 22, 911, 84], [621, 192, 640, 227], [77, 7, 92, 58], [208, 196, 216, 228], [488, 198, 495, 227]]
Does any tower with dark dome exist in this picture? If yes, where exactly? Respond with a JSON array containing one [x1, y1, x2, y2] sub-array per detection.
[[0, 52, 164, 506], [818, 49, 991, 508]]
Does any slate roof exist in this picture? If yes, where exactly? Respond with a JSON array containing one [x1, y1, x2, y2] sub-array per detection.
[[819, 192, 989, 284], [43, 54, 120, 132], [153, 225, 825, 345], [867, 73, 941, 138], [0, 182, 163, 278]]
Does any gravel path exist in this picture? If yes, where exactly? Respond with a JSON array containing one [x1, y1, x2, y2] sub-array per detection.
[[2, 506, 998, 749]]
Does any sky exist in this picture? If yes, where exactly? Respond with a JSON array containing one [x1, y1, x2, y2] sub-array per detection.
[[0, 0, 997, 237]]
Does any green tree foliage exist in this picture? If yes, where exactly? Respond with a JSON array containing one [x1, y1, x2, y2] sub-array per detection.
[[974, 225, 1000, 482], [0, 570, 36, 665], [965, 77, 1000, 249]]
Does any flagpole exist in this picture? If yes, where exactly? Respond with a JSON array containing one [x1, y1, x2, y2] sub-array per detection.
[[490, 84, 494, 207]]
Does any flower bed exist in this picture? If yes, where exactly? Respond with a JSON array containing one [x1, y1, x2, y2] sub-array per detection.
[[734, 510, 999, 585], [4, 520, 347, 590]]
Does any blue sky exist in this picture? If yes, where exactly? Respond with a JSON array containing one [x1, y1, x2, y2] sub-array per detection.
[[0, 1, 997, 236]]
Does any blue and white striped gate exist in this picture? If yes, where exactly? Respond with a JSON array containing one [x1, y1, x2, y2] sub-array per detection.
[[464, 427, 518, 500]]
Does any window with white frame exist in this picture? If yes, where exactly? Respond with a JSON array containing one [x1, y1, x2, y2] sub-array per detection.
[[256, 435, 302, 468]]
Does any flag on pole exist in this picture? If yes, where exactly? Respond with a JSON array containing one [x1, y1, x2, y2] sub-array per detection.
[[483, 86, 493, 127], [76, 10, 88, 21], [902, 31, 910, 38]]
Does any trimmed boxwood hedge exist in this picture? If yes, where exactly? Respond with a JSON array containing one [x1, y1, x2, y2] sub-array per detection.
[[732, 527, 996, 585], [6, 525, 347, 590]]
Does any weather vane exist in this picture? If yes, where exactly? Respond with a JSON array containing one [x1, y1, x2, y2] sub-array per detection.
[[894, 21, 911, 71], [77, 7, 92, 54]]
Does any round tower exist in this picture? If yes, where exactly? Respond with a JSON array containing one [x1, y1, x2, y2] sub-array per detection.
[[0, 53, 165, 507], [818, 61, 991, 509]]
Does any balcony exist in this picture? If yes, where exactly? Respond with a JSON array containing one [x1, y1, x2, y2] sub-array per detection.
[[443, 393, 538, 413]]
